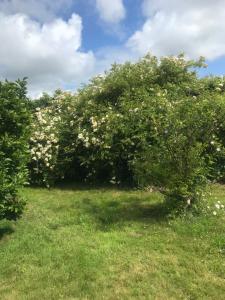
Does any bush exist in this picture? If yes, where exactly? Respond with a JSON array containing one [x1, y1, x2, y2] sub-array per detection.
[[132, 95, 218, 210], [0, 79, 30, 220], [29, 54, 225, 211]]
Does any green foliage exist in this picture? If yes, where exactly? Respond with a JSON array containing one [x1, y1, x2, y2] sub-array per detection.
[[30, 92, 53, 110], [0, 79, 30, 220], [29, 54, 225, 210], [133, 95, 217, 210]]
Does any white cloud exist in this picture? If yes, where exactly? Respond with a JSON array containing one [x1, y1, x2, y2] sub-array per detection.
[[0, 0, 72, 22], [96, 0, 126, 24], [127, 0, 225, 60], [2, 0, 224, 98], [0, 12, 95, 97]]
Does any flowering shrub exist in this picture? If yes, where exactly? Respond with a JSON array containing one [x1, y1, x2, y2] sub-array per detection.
[[29, 54, 225, 211], [132, 94, 220, 209], [205, 94, 225, 182], [0, 79, 30, 220], [29, 106, 60, 186]]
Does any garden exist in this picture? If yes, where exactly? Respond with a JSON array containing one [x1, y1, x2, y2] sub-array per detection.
[[0, 54, 225, 299]]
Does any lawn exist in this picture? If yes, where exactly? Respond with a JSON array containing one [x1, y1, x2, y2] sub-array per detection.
[[0, 184, 225, 299]]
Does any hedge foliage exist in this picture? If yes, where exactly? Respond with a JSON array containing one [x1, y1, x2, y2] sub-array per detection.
[[1, 54, 224, 218], [0, 79, 31, 220], [29, 54, 225, 209]]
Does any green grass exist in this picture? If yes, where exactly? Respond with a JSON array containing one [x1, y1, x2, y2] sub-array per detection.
[[0, 184, 225, 299]]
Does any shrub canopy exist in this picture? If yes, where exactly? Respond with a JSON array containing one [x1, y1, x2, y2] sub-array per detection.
[[0, 79, 30, 220], [29, 54, 225, 209]]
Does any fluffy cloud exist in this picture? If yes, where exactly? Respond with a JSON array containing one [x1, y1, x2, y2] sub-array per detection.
[[96, 0, 126, 23], [0, 0, 72, 22], [0, 12, 95, 97], [127, 0, 225, 60], [1, 0, 224, 97]]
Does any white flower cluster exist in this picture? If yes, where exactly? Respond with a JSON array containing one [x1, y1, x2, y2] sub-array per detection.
[[163, 55, 186, 67], [209, 134, 225, 154], [90, 116, 98, 132], [77, 129, 102, 148], [129, 107, 139, 113], [215, 81, 224, 92], [30, 107, 60, 173], [207, 199, 225, 216], [110, 176, 120, 185]]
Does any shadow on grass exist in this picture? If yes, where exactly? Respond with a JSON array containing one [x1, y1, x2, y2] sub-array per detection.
[[28, 182, 170, 230], [55, 181, 133, 192], [28, 182, 134, 193], [76, 196, 170, 230], [0, 225, 14, 240], [28, 182, 93, 191]]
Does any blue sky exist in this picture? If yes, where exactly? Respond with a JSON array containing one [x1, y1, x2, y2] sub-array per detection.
[[74, 0, 144, 52], [0, 0, 225, 96]]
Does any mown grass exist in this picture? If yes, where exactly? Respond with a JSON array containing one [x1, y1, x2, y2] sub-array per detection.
[[0, 184, 225, 299]]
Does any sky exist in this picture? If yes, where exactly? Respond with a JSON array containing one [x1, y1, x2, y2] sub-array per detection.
[[0, 0, 225, 97]]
